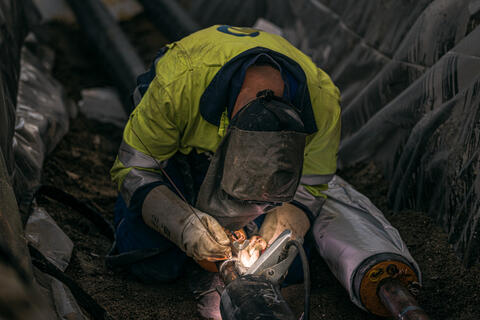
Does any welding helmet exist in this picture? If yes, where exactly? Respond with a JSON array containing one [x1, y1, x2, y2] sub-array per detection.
[[196, 90, 307, 230]]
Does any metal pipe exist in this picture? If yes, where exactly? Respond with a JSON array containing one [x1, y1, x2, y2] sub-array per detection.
[[378, 278, 430, 320]]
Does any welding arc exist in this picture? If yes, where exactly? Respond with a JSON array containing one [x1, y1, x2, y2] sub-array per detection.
[[130, 127, 224, 247]]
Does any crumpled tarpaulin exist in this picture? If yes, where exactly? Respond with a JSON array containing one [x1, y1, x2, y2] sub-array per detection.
[[79, 87, 127, 128], [340, 27, 480, 265], [0, 0, 49, 318], [183, 0, 480, 265], [0, 0, 35, 178], [12, 34, 95, 319], [261, 0, 480, 266], [0, 1, 90, 318], [25, 205, 74, 272], [33, 267, 87, 320], [13, 34, 73, 204]]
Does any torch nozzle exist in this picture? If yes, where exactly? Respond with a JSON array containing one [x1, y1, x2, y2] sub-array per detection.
[[217, 259, 241, 285]]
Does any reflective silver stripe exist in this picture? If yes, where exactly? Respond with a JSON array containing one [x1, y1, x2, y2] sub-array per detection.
[[121, 168, 163, 207], [118, 139, 167, 170], [293, 185, 326, 218], [300, 174, 335, 185]]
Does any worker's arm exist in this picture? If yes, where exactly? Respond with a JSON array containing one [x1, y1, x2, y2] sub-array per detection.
[[110, 78, 180, 210], [142, 185, 232, 261], [111, 79, 231, 261]]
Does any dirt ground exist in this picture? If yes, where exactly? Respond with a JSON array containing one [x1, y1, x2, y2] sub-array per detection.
[[36, 14, 479, 320]]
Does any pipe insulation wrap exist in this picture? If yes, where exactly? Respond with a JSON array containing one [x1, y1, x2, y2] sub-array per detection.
[[313, 175, 421, 310]]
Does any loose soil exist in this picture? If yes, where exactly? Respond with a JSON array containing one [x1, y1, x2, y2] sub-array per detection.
[[37, 14, 479, 320]]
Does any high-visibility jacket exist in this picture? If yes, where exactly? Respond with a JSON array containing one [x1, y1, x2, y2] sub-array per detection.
[[110, 25, 341, 220]]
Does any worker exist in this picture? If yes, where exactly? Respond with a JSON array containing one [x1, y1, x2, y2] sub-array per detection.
[[110, 25, 340, 319]]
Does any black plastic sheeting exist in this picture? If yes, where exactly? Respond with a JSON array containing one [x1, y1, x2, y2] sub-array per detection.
[[0, 1, 48, 319], [283, 0, 480, 266], [187, 0, 480, 266], [339, 27, 480, 266], [0, 0, 33, 176], [0, 0, 36, 280], [13, 35, 72, 208], [284, 0, 480, 266]]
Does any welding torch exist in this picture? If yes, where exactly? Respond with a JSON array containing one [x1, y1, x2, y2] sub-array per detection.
[[217, 230, 307, 320], [217, 229, 430, 320]]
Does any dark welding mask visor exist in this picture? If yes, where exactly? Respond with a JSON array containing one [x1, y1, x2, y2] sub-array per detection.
[[220, 90, 307, 202]]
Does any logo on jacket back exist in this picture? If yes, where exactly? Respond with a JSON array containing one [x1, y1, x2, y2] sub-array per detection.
[[217, 25, 260, 37]]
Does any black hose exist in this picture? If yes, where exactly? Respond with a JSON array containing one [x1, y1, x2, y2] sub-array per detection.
[[286, 240, 310, 320], [34, 186, 117, 318], [29, 244, 115, 320], [37, 185, 115, 241]]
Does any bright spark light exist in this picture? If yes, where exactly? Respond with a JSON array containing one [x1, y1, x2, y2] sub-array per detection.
[[238, 236, 267, 268]]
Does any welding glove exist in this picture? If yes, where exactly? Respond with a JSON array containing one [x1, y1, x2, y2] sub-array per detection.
[[259, 202, 310, 246], [238, 203, 310, 267], [142, 185, 232, 262]]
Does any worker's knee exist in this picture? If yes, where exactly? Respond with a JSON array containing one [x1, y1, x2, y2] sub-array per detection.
[[130, 249, 187, 283], [113, 193, 189, 282]]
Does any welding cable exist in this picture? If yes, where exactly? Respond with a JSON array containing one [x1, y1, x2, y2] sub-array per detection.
[[29, 244, 115, 320], [37, 185, 115, 241], [36, 185, 163, 268], [286, 240, 310, 320]]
